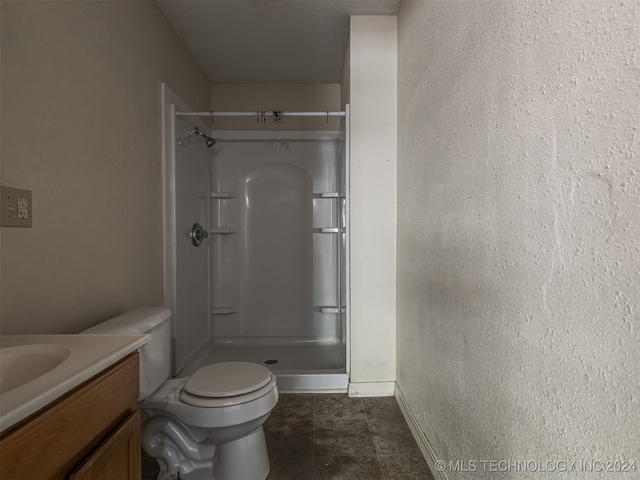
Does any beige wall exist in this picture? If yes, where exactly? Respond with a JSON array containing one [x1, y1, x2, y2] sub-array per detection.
[[348, 16, 397, 395], [210, 83, 341, 131], [340, 35, 350, 109], [397, 0, 639, 476], [0, 1, 210, 334]]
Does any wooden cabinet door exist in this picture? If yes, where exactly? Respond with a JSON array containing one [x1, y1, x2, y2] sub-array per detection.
[[0, 353, 139, 480], [69, 410, 141, 480]]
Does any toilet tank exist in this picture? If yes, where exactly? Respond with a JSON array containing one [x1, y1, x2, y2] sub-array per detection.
[[81, 307, 172, 400]]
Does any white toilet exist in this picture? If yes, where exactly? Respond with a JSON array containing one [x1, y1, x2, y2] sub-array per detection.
[[82, 307, 278, 480]]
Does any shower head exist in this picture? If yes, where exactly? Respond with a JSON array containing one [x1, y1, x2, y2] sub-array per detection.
[[180, 126, 217, 148]]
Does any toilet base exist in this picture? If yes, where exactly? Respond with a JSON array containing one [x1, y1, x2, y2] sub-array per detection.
[[212, 427, 270, 480], [152, 427, 270, 480], [144, 415, 271, 480]]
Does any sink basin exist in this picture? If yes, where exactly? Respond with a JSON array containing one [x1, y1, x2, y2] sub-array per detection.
[[0, 344, 71, 394], [0, 334, 150, 432]]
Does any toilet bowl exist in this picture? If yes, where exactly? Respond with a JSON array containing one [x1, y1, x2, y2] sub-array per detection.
[[141, 362, 278, 480], [81, 308, 278, 480]]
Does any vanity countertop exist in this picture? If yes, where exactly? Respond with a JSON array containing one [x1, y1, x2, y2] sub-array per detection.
[[0, 334, 149, 432]]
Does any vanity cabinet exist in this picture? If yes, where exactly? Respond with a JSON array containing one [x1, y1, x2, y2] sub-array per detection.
[[69, 409, 140, 480], [0, 353, 141, 480]]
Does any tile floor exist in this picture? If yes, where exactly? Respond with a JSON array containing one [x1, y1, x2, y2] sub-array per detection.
[[265, 394, 435, 480], [142, 393, 435, 480]]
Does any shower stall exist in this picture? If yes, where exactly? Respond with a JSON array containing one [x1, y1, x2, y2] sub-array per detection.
[[162, 85, 349, 391]]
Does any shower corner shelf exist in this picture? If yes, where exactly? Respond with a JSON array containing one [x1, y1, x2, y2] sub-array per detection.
[[210, 192, 238, 198], [211, 306, 238, 315], [314, 306, 346, 314], [313, 192, 344, 199]]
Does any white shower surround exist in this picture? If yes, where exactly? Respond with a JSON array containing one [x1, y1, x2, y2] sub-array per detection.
[[202, 129, 349, 391], [163, 87, 350, 391]]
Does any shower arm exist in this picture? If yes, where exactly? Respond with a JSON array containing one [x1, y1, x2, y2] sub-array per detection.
[[184, 127, 216, 147]]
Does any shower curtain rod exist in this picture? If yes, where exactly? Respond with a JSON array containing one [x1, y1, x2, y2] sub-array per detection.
[[175, 111, 346, 118]]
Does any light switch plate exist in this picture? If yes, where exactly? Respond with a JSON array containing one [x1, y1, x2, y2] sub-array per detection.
[[1, 186, 32, 227]]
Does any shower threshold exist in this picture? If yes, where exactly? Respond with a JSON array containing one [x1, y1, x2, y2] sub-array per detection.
[[180, 338, 348, 392]]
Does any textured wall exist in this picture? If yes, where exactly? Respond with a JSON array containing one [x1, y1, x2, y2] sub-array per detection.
[[0, 1, 210, 333], [397, 0, 639, 477]]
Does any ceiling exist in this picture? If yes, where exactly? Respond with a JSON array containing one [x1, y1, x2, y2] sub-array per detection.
[[155, 0, 402, 84]]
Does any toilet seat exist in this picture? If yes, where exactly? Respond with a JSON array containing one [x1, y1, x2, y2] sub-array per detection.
[[184, 362, 272, 397], [180, 362, 276, 408]]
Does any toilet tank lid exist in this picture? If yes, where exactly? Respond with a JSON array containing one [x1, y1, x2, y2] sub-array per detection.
[[81, 307, 172, 334]]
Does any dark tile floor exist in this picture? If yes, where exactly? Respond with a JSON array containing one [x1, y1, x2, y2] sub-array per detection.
[[265, 394, 434, 480], [142, 394, 434, 480]]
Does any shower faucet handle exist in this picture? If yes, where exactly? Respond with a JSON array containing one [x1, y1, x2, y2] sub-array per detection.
[[190, 223, 209, 246]]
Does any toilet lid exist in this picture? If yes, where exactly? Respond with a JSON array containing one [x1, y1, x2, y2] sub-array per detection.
[[183, 362, 272, 398]]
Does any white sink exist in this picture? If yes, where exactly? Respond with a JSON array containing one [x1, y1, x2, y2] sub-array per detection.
[[0, 344, 71, 394], [0, 334, 149, 432]]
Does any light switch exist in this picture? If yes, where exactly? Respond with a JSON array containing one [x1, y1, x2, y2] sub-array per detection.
[[1, 186, 32, 227]]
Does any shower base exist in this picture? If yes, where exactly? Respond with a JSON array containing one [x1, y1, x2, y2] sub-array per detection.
[[179, 338, 349, 392]]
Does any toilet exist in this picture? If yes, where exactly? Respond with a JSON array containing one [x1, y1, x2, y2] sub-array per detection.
[[81, 307, 278, 480]]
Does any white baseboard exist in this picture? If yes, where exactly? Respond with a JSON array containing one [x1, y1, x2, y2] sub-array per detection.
[[395, 383, 449, 480], [348, 381, 395, 397]]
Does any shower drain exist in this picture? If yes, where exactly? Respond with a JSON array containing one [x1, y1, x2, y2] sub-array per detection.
[[264, 359, 279, 365]]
